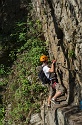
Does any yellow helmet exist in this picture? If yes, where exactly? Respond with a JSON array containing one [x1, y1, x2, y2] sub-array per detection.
[[40, 55, 48, 62]]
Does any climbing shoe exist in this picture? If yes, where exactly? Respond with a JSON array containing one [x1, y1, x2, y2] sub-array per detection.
[[48, 104, 51, 108], [51, 98, 60, 104]]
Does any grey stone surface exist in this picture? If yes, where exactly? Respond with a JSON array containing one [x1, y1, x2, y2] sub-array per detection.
[[32, 0, 82, 124], [30, 113, 42, 125]]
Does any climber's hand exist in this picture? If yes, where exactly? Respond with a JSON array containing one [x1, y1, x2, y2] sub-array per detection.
[[52, 60, 56, 64]]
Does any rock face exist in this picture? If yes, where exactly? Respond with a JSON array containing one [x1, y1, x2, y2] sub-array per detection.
[[32, 0, 82, 104], [32, 0, 82, 124], [0, 0, 82, 125]]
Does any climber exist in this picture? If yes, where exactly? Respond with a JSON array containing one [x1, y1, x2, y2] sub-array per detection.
[[39, 55, 65, 108]]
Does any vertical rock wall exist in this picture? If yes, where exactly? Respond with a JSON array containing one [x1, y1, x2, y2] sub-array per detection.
[[32, 0, 82, 124], [32, 0, 82, 105], [0, 0, 82, 124]]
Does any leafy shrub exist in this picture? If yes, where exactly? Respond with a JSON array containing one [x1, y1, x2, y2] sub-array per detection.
[[0, 107, 5, 125], [1, 10, 49, 124], [68, 50, 76, 59], [0, 64, 6, 76]]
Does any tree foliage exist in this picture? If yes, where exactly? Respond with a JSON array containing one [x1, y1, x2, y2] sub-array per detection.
[[0, 2, 49, 124]]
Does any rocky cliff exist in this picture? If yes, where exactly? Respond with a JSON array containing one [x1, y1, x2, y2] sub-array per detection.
[[32, 0, 82, 104], [0, 0, 82, 125], [31, 0, 82, 124]]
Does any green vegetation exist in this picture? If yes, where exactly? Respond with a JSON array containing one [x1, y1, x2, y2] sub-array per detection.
[[68, 50, 76, 59], [0, 106, 4, 125], [0, 6, 49, 125]]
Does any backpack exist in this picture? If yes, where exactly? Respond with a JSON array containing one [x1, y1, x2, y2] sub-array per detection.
[[38, 66, 50, 84]]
